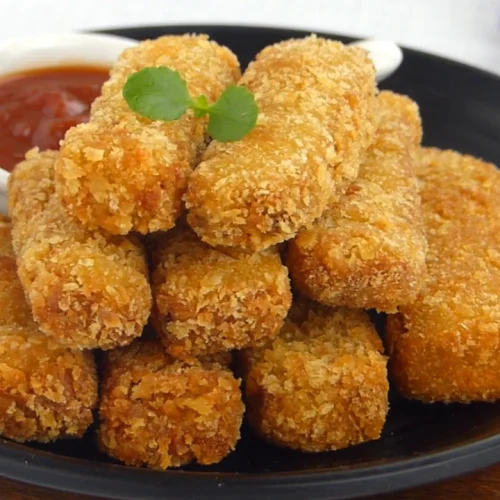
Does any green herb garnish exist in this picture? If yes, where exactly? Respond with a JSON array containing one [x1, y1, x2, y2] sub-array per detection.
[[123, 67, 258, 142]]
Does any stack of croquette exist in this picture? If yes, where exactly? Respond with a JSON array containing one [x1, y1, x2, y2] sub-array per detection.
[[2, 33, 499, 470]]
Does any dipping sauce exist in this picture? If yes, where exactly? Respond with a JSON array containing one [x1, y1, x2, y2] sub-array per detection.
[[0, 66, 109, 172]]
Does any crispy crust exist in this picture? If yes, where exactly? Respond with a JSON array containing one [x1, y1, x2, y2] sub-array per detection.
[[287, 91, 426, 312], [98, 339, 244, 469], [240, 301, 388, 452], [56, 35, 240, 235], [0, 220, 97, 443], [8, 149, 152, 350], [386, 147, 500, 402], [150, 226, 291, 359], [186, 35, 377, 252], [0, 219, 33, 328]]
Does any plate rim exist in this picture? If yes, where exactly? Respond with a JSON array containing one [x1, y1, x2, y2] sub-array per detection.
[[1, 431, 500, 499], [97, 23, 500, 82], [1, 23, 500, 500]]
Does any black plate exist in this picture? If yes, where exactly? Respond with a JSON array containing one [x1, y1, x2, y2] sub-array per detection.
[[1, 24, 500, 500]]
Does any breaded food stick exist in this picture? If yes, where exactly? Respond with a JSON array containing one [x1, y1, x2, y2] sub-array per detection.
[[98, 339, 244, 469], [0, 218, 97, 443], [56, 35, 240, 235], [287, 91, 426, 312], [8, 149, 151, 350], [186, 35, 377, 252], [386, 148, 500, 402], [0, 218, 33, 328], [239, 301, 388, 452], [150, 226, 291, 359]]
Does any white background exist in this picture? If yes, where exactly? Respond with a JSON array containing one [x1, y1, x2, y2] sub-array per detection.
[[1, 0, 500, 75]]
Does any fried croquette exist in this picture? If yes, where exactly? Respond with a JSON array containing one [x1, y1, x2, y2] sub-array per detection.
[[240, 301, 388, 452], [0, 218, 98, 443], [149, 226, 291, 359], [186, 35, 377, 252], [55, 35, 240, 235], [8, 149, 151, 350], [0, 219, 34, 328], [287, 91, 426, 312], [98, 339, 244, 469], [386, 148, 500, 402]]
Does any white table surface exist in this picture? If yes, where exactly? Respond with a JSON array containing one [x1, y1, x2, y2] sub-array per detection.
[[1, 0, 499, 75]]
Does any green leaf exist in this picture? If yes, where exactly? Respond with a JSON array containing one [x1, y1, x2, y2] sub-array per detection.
[[207, 85, 258, 142], [123, 67, 191, 121], [122, 67, 259, 142]]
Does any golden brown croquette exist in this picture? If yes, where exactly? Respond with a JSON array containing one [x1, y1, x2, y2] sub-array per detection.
[[240, 301, 388, 452], [287, 91, 426, 312], [186, 35, 377, 252], [150, 225, 291, 359], [98, 339, 244, 468], [0, 218, 98, 443], [55, 35, 240, 235], [386, 148, 500, 402], [8, 149, 151, 350]]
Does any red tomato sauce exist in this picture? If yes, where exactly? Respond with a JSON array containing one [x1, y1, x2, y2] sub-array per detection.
[[0, 66, 109, 172]]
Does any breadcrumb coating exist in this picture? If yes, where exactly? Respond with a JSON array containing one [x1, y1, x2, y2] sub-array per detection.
[[0, 219, 98, 443], [386, 148, 500, 402], [287, 91, 426, 312], [98, 339, 244, 469], [186, 35, 377, 252], [150, 226, 291, 359], [0, 219, 33, 328], [240, 301, 388, 452], [8, 149, 151, 350], [55, 35, 240, 235]]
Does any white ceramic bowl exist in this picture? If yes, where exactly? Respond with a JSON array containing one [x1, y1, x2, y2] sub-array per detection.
[[0, 33, 138, 214]]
